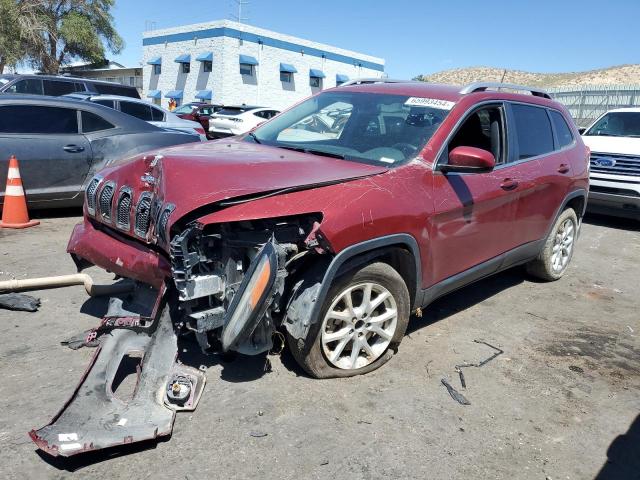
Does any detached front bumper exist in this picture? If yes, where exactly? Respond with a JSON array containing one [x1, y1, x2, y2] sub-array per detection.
[[67, 218, 171, 288]]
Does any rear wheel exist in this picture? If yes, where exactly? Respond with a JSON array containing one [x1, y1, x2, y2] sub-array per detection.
[[526, 208, 578, 281], [287, 262, 410, 379]]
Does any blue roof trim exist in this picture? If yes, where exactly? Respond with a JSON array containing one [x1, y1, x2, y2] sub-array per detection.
[[239, 54, 259, 65], [196, 52, 213, 62], [147, 57, 162, 65], [165, 90, 183, 99], [147, 90, 161, 99], [309, 68, 325, 78], [195, 90, 213, 100], [174, 54, 191, 63], [143, 27, 384, 72], [280, 63, 297, 73], [336, 74, 349, 83]]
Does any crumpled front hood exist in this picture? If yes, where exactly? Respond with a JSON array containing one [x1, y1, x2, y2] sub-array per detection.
[[95, 139, 389, 239], [582, 135, 640, 156]]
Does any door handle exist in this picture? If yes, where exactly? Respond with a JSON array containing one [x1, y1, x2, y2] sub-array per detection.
[[64, 144, 84, 153], [557, 164, 570, 174], [500, 178, 519, 191]]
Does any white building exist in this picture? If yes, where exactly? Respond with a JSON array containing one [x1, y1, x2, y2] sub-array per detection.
[[142, 20, 385, 110]]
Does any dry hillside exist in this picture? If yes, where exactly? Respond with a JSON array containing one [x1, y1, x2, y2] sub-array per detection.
[[414, 64, 640, 88]]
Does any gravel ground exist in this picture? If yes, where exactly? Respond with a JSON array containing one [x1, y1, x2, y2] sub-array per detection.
[[0, 211, 638, 480]]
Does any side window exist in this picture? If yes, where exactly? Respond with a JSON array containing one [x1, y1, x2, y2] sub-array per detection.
[[447, 105, 506, 164], [549, 110, 574, 148], [120, 101, 153, 121], [43, 80, 77, 96], [511, 104, 554, 159], [6, 78, 44, 95], [150, 107, 165, 122], [74, 82, 86, 92], [253, 111, 267, 119], [94, 99, 115, 109], [81, 111, 115, 133], [0, 106, 78, 134]]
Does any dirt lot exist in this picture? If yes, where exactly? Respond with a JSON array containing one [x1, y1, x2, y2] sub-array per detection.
[[0, 211, 638, 480]]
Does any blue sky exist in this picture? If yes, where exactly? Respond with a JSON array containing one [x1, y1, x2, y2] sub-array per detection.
[[112, 0, 640, 78]]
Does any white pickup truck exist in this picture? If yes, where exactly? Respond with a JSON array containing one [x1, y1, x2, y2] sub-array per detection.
[[582, 108, 640, 220]]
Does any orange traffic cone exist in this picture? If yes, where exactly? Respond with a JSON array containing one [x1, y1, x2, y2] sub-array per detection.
[[0, 155, 39, 229]]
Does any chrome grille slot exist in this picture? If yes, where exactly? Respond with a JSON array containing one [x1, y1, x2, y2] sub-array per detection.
[[134, 192, 153, 238], [98, 182, 115, 222], [590, 153, 640, 176], [85, 177, 101, 215], [116, 187, 132, 230]]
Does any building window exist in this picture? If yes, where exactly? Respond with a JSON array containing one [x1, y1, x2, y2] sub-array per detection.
[[182, 62, 190, 74], [153, 64, 161, 75], [203, 61, 212, 72], [280, 71, 292, 83], [310, 76, 322, 88], [240, 63, 254, 76]]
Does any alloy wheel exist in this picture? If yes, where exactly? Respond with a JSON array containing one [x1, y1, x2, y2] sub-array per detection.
[[321, 282, 398, 370]]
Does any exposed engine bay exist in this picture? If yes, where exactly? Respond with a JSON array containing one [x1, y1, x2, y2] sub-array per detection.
[[170, 214, 324, 355]]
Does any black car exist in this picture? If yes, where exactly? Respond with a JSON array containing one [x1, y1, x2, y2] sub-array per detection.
[[0, 74, 140, 99], [0, 95, 200, 208]]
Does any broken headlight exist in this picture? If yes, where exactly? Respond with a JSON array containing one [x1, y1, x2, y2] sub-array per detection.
[[221, 239, 278, 352]]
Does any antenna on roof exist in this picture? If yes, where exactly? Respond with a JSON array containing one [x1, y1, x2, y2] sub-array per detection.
[[230, 0, 250, 24]]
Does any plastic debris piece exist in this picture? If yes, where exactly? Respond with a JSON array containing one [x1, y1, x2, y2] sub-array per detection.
[[0, 293, 40, 312], [250, 431, 268, 438], [441, 378, 471, 405]]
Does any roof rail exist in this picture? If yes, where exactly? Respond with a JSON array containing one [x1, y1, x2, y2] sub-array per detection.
[[459, 82, 551, 99], [339, 77, 412, 87]]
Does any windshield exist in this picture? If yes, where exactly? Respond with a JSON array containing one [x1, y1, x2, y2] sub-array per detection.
[[174, 104, 196, 114], [247, 91, 451, 165], [584, 112, 640, 137], [0, 76, 11, 85]]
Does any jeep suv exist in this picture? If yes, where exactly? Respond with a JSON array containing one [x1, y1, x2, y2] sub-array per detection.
[[31, 80, 589, 457], [582, 108, 640, 219]]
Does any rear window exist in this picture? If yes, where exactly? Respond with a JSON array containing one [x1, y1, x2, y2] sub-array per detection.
[[120, 101, 153, 121], [43, 80, 77, 96], [5, 78, 44, 95], [94, 99, 115, 109], [0, 105, 78, 134], [92, 83, 139, 98], [150, 107, 165, 122], [511, 104, 554, 159], [217, 107, 251, 116], [81, 111, 114, 133], [549, 110, 574, 148]]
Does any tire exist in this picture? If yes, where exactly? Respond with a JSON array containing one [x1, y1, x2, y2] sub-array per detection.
[[287, 262, 410, 379], [526, 208, 578, 281]]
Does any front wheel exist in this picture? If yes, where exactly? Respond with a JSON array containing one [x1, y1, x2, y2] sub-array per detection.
[[287, 262, 410, 379], [526, 208, 578, 281]]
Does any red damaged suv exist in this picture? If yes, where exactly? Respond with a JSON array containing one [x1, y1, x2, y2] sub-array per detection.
[[32, 80, 589, 457]]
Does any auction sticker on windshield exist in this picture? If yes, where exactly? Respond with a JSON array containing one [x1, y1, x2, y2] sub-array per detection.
[[405, 97, 455, 110]]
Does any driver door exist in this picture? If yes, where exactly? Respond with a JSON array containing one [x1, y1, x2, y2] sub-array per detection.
[[428, 103, 521, 285]]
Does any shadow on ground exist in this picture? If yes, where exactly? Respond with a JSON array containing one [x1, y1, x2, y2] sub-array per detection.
[[583, 212, 639, 231], [595, 414, 640, 479]]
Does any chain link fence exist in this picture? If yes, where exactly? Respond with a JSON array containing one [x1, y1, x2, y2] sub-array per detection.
[[547, 85, 640, 127]]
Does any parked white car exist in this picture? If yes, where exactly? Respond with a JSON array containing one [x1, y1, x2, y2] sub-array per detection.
[[66, 94, 207, 141], [208, 105, 280, 139], [582, 108, 640, 220]]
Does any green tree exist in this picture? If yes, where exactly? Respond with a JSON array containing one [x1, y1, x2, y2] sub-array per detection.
[[17, 0, 124, 74], [0, 0, 23, 73]]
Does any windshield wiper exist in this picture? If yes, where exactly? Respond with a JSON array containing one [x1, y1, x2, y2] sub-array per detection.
[[247, 132, 262, 144], [277, 145, 345, 159]]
